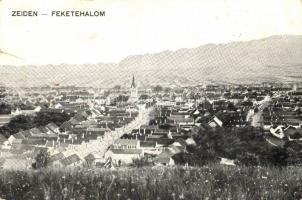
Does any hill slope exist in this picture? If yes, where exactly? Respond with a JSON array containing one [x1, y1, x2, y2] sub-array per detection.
[[0, 35, 301, 87]]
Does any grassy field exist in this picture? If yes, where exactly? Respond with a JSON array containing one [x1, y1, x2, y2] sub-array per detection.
[[0, 164, 302, 200]]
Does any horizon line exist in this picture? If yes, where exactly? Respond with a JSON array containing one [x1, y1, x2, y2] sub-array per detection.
[[0, 34, 301, 67]]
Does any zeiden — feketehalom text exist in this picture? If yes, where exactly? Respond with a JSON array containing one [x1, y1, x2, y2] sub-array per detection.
[[12, 11, 106, 17]]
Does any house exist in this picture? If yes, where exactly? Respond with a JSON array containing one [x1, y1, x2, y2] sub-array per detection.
[[56, 142, 69, 151], [185, 138, 196, 146], [84, 153, 105, 167], [11, 106, 41, 116], [45, 140, 60, 148], [86, 128, 106, 140], [8, 133, 24, 145], [270, 125, 286, 139], [147, 138, 174, 147], [22, 138, 47, 147], [45, 122, 60, 134], [208, 116, 223, 128], [172, 138, 187, 148], [29, 127, 43, 135], [154, 149, 175, 166], [19, 130, 31, 138], [14, 131, 27, 139], [80, 120, 99, 127], [112, 139, 140, 149], [172, 117, 194, 126], [35, 126, 49, 135], [58, 134, 70, 139], [156, 100, 176, 107], [89, 109, 102, 119], [105, 149, 144, 165], [140, 141, 157, 150], [59, 154, 82, 168], [73, 113, 87, 122], [138, 125, 158, 134], [170, 138, 187, 153], [168, 145, 184, 154], [246, 108, 264, 128], [53, 103, 63, 109], [69, 118, 81, 125], [180, 125, 194, 133], [49, 152, 65, 167], [140, 141, 160, 155], [0, 114, 13, 127], [220, 158, 235, 166], [60, 121, 73, 132]]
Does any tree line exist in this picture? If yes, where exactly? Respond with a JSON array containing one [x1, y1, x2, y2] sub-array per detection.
[[173, 126, 302, 167], [0, 110, 74, 138]]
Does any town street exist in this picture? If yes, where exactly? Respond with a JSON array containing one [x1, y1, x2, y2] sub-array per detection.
[[63, 105, 153, 159]]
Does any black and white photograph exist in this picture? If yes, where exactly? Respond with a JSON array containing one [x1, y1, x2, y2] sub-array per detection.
[[0, 0, 302, 199]]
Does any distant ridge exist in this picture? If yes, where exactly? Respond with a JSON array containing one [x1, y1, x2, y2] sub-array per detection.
[[0, 35, 301, 88]]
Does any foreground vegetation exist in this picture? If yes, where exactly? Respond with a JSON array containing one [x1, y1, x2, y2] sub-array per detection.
[[0, 164, 302, 200]]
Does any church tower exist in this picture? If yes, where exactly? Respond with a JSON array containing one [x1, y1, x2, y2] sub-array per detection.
[[128, 75, 138, 103]]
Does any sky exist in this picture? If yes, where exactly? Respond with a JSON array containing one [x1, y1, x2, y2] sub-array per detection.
[[0, 0, 301, 65]]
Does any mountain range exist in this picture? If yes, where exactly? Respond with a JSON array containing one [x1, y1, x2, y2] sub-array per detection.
[[1, 35, 301, 88]]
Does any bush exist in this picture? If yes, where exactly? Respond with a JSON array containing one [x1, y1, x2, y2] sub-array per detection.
[[0, 103, 12, 114], [131, 157, 154, 167], [191, 126, 298, 167], [32, 149, 50, 169]]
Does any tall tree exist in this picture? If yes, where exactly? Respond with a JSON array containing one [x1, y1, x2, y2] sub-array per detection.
[[32, 149, 50, 169], [153, 85, 163, 93]]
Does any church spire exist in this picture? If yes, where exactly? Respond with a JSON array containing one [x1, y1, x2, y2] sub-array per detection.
[[131, 75, 136, 88], [128, 75, 138, 103]]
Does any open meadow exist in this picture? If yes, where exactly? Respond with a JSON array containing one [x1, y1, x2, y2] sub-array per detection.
[[0, 164, 302, 200]]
